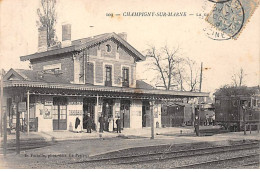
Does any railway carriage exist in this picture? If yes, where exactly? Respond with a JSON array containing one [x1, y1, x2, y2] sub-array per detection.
[[215, 95, 260, 131]]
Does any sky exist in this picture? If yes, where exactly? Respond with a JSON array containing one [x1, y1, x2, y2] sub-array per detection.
[[0, 0, 259, 93]]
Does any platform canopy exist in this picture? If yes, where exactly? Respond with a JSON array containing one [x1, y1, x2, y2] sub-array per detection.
[[3, 68, 209, 100]]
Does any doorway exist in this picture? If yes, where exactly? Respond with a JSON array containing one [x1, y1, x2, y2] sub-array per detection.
[[120, 100, 130, 128], [83, 98, 96, 130], [142, 101, 150, 127], [102, 99, 114, 131], [53, 97, 67, 130]]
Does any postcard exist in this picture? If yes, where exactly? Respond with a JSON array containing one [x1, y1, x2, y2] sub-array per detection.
[[0, 0, 259, 169]]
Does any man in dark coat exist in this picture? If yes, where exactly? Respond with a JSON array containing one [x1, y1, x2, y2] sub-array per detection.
[[104, 116, 108, 131], [83, 113, 87, 129], [99, 114, 104, 133], [86, 113, 92, 133], [116, 117, 121, 133]]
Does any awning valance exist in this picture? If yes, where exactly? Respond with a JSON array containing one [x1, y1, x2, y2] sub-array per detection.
[[4, 80, 209, 99]]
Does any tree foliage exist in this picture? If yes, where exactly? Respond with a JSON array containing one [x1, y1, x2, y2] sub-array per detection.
[[37, 0, 57, 47], [214, 85, 259, 97]]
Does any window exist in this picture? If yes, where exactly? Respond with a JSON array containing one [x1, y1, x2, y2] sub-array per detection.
[[59, 105, 67, 119], [43, 63, 61, 71], [106, 66, 112, 81], [106, 44, 111, 52], [253, 99, 258, 107], [105, 66, 112, 86], [122, 68, 129, 87], [52, 105, 59, 120]]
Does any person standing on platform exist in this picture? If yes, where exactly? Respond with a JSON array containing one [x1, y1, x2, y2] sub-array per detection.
[[75, 116, 81, 133], [116, 116, 121, 133], [212, 114, 215, 126], [86, 113, 92, 133], [99, 114, 104, 133], [83, 112, 87, 130], [104, 115, 108, 131]]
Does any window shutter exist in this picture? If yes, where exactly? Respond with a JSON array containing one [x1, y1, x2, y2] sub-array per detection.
[[86, 62, 94, 84]]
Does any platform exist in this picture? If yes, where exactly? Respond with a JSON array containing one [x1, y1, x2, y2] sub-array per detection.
[[0, 126, 259, 168]]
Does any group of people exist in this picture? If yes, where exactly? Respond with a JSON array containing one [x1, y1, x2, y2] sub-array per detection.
[[203, 114, 215, 126], [75, 113, 122, 133], [83, 113, 94, 133], [98, 114, 121, 133], [74, 112, 93, 133]]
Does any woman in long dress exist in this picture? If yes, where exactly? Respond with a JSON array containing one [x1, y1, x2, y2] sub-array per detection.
[[75, 116, 82, 133]]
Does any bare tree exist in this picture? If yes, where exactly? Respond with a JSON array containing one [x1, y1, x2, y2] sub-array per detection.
[[146, 45, 180, 90], [175, 57, 187, 91], [232, 67, 246, 87], [145, 45, 202, 92], [37, 0, 58, 47], [184, 57, 200, 92]]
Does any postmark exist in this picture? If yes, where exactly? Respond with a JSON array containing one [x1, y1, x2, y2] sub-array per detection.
[[199, 0, 233, 40], [206, 0, 260, 40]]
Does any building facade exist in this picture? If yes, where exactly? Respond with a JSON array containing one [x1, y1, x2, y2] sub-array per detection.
[[2, 24, 208, 133]]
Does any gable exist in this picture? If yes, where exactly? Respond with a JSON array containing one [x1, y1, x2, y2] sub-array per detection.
[[7, 74, 22, 81], [91, 39, 135, 63], [3, 69, 27, 81]]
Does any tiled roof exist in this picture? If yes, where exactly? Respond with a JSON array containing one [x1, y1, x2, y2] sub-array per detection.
[[71, 33, 110, 45], [4, 69, 70, 84], [136, 80, 155, 90], [20, 32, 145, 62]]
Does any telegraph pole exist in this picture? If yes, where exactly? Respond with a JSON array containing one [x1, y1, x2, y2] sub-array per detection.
[[1, 69, 8, 156], [243, 102, 247, 135], [0, 69, 3, 137], [199, 62, 203, 92]]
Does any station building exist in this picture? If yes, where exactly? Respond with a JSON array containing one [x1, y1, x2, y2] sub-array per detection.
[[2, 24, 208, 132]]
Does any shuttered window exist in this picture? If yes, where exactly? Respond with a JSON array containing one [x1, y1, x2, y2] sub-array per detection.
[[105, 65, 112, 86], [122, 67, 129, 87], [86, 62, 94, 84]]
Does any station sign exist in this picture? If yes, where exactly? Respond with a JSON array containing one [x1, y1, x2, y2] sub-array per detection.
[[18, 102, 26, 112]]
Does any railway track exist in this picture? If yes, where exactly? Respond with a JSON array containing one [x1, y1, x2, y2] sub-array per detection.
[[70, 141, 260, 166], [0, 141, 54, 154], [242, 161, 260, 167], [175, 153, 260, 168]]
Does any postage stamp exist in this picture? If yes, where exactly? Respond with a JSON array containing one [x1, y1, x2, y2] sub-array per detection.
[[206, 0, 260, 39]]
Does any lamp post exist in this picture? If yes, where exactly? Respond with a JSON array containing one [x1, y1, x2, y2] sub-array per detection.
[[242, 101, 248, 135], [15, 96, 20, 154], [150, 100, 155, 139], [106, 103, 109, 131], [194, 104, 200, 136], [27, 90, 30, 135]]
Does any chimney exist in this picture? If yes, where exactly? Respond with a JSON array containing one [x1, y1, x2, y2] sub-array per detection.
[[61, 23, 71, 47], [38, 27, 47, 52], [118, 32, 127, 41]]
